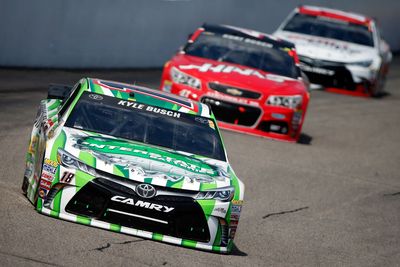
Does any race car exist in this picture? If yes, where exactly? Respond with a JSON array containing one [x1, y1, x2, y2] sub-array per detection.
[[22, 78, 244, 253], [274, 5, 392, 97], [160, 24, 310, 142]]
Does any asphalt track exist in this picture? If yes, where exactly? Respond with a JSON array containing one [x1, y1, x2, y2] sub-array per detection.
[[0, 59, 400, 266]]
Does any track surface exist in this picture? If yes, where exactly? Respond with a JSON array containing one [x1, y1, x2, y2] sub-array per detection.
[[1, 60, 400, 266]]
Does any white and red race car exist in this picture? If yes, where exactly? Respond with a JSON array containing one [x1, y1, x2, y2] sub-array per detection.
[[274, 5, 392, 97]]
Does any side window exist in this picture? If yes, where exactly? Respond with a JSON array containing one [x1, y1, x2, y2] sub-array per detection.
[[58, 82, 82, 118]]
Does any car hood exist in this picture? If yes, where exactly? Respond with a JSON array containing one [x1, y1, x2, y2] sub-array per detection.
[[275, 31, 377, 63], [171, 54, 306, 96], [59, 128, 232, 191]]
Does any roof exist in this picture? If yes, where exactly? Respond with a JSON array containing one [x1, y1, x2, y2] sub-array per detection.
[[202, 23, 295, 49], [298, 5, 372, 25], [85, 78, 210, 117]]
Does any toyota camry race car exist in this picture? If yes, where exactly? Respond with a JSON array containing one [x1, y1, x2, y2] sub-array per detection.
[[274, 5, 392, 97], [22, 78, 244, 253], [160, 24, 310, 142]]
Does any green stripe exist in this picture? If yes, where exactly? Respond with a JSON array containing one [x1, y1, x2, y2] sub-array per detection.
[[213, 221, 222, 246], [79, 151, 96, 166], [77, 215, 91, 225], [37, 198, 43, 211], [114, 165, 129, 178], [171, 179, 184, 189], [212, 245, 222, 252], [200, 182, 217, 191], [230, 173, 240, 200], [197, 199, 216, 220], [93, 84, 104, 94], [144, 178, 152, 184], [48, 100, 62, 110], [74, 170, 93, 187], [110, 224, 121, 232], [152, 233, 163, 241], [49, 130, 67, 217], [181, 239, 197, 248]]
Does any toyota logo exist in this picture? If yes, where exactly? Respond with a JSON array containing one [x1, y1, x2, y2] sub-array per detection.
[[136, 183, 156, 198], [89, 94, 103, 101]]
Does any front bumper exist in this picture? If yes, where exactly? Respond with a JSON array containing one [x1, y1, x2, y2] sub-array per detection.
[[37, 173, 240, 253], [299, 56, 376, 96], [161, 81, 308, 142]]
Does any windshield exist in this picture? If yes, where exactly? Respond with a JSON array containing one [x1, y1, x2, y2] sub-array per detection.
[[283, 13, 374, 47], [65, 92, 226, 161], [184, 32, 299, 78]]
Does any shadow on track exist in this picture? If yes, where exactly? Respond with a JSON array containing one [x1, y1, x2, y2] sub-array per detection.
[[297, 133, 313, 145]]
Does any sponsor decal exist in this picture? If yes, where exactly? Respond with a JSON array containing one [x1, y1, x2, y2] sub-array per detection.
[[179, 63, 288, 82], [206, 92, 259, 106], [24, 162, 34, 178], [179, 89, 191, 98], [43, 164, 57, 174], [232, 200, 243, 205], [214, 207, 227, 214], [271, 113, 286, 120], [38, 188, 48, 199], [41, 172, 54, 182], [75, 137, 217, 176], [300, 63, 335, 76], [231, 205, 242, 213], [229, 227, 237, 239], [195, 117, 209, 124], [117, 100, 181, 118], [60, 171, 75, 184], [162, 80, 172, 93], [212, 206, 228, 217], [40, 179, 52, 190], [28, 136, 38, 154], [44, 159, 58, 167], [287, 34, 356, 52], [230, 214, 240, 220], [222, 33, 272, 48], [111, 196, 174, 213], [230, 220, 239, 228], [89, 94, 103, 101], [208, 120, 215, 130]]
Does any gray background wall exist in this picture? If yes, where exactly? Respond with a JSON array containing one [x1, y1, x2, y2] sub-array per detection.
[[0, 0, 399, 68]]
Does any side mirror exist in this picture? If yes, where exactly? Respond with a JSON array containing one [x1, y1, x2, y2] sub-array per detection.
[[301, 71, 311, 92], [47, 84, 73, 101]]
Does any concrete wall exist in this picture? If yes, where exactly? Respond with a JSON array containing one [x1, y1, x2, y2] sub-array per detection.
[[0, 0, 399, 68]]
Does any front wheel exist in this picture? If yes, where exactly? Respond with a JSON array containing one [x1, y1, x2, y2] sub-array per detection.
[[22, 176, 29, 195]]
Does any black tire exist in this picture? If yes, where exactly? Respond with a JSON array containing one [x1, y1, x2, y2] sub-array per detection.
[[22, 176, 29, 195]]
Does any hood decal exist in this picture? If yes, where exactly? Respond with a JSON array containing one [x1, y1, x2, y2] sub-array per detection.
[[179, 63, 291, 82], [65, 130, 230, 188]]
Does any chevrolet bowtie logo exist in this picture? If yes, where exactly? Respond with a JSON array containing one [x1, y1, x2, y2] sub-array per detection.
[[226, 88, 243, 96]]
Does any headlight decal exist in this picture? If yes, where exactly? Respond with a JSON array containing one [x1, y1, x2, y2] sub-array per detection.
[[266, 95, 303, 109], [195, 186, 235, 202], [57, 148, 96, 176], [170, 67, 201, 90]]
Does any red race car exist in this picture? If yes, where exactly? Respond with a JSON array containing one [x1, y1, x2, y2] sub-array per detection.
[[160, 24, 310, 142]]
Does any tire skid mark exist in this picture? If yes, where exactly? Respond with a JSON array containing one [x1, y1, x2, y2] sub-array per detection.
[[262, 206, 309, 219], [0, 250, 60, 266]]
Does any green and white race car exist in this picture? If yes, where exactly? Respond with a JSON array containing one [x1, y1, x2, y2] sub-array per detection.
[[22, 78, 244, 253]]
